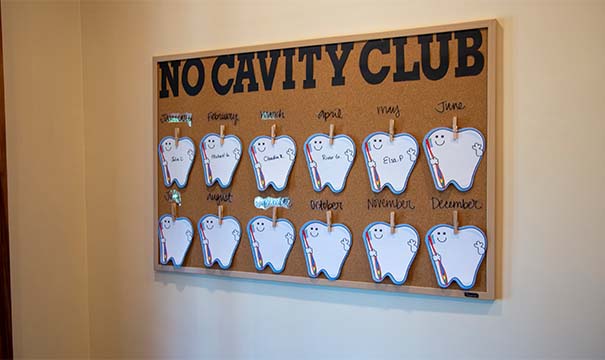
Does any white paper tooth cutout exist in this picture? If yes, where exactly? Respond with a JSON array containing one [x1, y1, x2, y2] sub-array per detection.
[[246, 216, 295, 273], [158, 214, 194, 266], [199, 133, 242, 188], [299, 221, 352, 280], [197, 215, 241, 269], [248, 135, 296, 191], [158, 136, 196, 188], [425, 225, 487, 289], [362, 222, 419, 285], [423, 127, 485, 192], [362, 132, 418, 194], [303, 134, 356, 193]]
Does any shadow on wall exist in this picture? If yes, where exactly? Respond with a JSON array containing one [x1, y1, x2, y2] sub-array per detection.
[[154, 270, 502, 316]]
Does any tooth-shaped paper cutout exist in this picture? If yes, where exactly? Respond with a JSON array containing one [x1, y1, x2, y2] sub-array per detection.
[[362, 222, 419, 284], [199, 133, 242, 188], [425, 224, 487, 289], [362, 132, 418, 194], [158, 136, 196, 188], [246, 216, 295, 273], [197, 215, 241, 269], [423, 127, 485, 192], [158, 214, 194, 266], [248, 135, 296, 191], [299, 220, 352, 280], [303, 134, 356, 193]]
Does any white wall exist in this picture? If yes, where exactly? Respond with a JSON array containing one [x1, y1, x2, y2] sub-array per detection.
[[80, 1, 605, 358], [4, 0, 605, 358], [2, 0, 90, 358]]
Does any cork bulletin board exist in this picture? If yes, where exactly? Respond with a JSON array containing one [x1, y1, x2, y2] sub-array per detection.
[[153, 20, 497, 299]]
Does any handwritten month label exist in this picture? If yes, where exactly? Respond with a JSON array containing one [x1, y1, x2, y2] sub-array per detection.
[[423, 127, 485, 192], [197, 215, 241, 269], [248, 135, 296, 191], [158, 215, 194, 266], [200, 133, 242, 188], [362, 132, 418, 194], [362, 222, 419, 284], [158, 136, 195, 188], [299, 220, 352, 280], [426, 224, 487, 289], [254, 196, 291, 210], [303, 134, 356, 193], [247, 216, 295, 273]]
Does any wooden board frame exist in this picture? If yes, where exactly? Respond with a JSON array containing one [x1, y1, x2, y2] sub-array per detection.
[[152, 19, 497, 300]]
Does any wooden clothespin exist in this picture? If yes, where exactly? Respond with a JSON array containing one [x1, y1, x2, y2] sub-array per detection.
[[171, 202, 177, 221], [218, 205, 224, 225], [220, 124, 225, 145], [389, 119, 395, 142], [326, 210, 332, 232], [271, 124, 276, 145], [452, 116, 458, 140], [272, 207, 277, 227], [390, 211, 395, 234], [174, 127, 180, 146], [453, 210, 459, 234], [329, 124, 335, 145]]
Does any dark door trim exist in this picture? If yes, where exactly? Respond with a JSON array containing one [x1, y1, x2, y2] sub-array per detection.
[[0, 5, 14, 358]]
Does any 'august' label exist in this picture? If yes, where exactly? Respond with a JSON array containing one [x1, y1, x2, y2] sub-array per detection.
[[207, 191, 233, 205]]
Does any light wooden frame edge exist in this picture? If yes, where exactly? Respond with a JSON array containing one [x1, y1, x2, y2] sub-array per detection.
[[152, 19, 498, 300]]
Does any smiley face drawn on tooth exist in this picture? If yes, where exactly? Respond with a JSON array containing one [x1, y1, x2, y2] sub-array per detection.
[[255, 220, 266, 232], [206, 138, 216, 150], [204, 219, 215, 230], [433, 133, 446, 146], [372, 227, 384, 239], [371, 137, 384, 150], [255, 140, 267, 153], [161, 217, 172, 230], [434, 230, 448, 242], [163, 140, 174, 152], [308, 226, 320, 237], [312, 139, 323, 151]]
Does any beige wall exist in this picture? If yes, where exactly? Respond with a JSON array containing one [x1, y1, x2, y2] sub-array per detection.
[[4, 0, 605, 358], [2, 0, 90, 358]]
